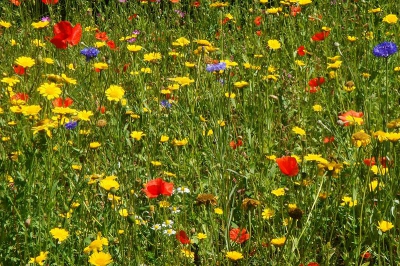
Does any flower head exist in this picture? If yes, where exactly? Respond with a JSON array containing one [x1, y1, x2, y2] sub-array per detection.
[[81, 47, 100, 61], [105, 85, 125, 102], [229, 228, 250, 244], [29, 251, 49, 265], [378, 220, 394, 232], [383, 14, 398, 24], [226, 251, 243, 261], [50, 228, 69, 243], [143, 178, 174, 198], [276, 156, 299, 177], [88, 251, 113, 266], [50, 21, 82, 49], [15, 56, 35, 68], [373, 42, 398, 57]]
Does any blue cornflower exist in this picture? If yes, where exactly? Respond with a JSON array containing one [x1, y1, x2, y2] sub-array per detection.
[[160, 100, 172, 109], [65, 121, 78, 130], [80, 47, 100, 61], [206, 62, 226, 72], [373, 42, 398, 58]]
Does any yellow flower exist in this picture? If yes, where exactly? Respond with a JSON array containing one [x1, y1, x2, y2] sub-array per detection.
[[160, 135, 169, 143], [268, 39, 281, 50], [172, 37, 190, 47], [368, 7, 381, 13], [88, 251, 113, 266], [168, 76, 194, 86], [292, 126, 306, 136], [378, 220, 394, 232], [347, 36, 357, 42], [105, 85, 125, 102], [131, 131, 145, 140], [144, 52, 162, 62], [370, 165, 388, 176], [127, 45, 142, 52], [271, 188, 285, 196], [181, 248, 195, 258], [234, 81, 249, 88], [225, 92, 236, 98], [21, 105, 42, 116], [262, 208, 275, 219], [61, 74, 77, 84], [151, 161, 162, 166], [214, 208, 223, 214], [369, 180, 384, 192], [37, 83, 62, 100], [50, 228, 69, 243], [10, 39, 17, 46], [298, 0, 312, 5], [15, 56, 35, 68], [312, 105, 322, 112], [1, 76, 20, 86], [0, 20, 11, 28], [99, 176, 120, 191], [32, 21, 49, 29], [327, 61, 342, 69], [226, 251, 243, 261], [84, 232, 109, 253], [194, 39, 212, 46], [260, 0, 268, 3], [295, 60, 305, 66], [172, 138, 188, 146], [93, 62, 108, 70], [184, 62, 195, 68], [351, 130, 371, 147], [29, 251, 49, 265], [218, 120, 226, 127], [94, 42, 106, 48], [43, 58, 54, 64], [270, 237, 286, 247], [90, 142, 101, 149], [197, 233, 207, 240], [210, 2, 229, 7], [266, 7, 280, 14], [341, 196, 357, 207], [383, 14, 398, 24], [77, 110, 94, 121]]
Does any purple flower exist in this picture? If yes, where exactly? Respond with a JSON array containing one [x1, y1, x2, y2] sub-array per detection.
[[41, 16, 51, 22], [132, 30, 140, 35], [80, 47, 100, 61], [206, 62, 226, 72], [373, 42, 398, 58], [174, 10, 185, 18], [65, 121, 78, 130], [127, 38, 137, 43], [160, 100, 172, 109]]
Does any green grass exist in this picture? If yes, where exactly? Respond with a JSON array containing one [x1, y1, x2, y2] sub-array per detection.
[[0, 0, 400, 265]]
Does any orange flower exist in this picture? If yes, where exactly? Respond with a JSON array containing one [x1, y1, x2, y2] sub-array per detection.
[[10, 0, 22, 6]]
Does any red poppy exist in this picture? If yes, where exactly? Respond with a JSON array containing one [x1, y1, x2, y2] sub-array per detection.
[[290, 6, 301, 16], [143, 178, 174, 198], [98, 106, 106, 114], [10, 93, 29, 104], [52, 97, 73, 107], [192, 1, 200, 7], [323, 136, 335, 144], [229, 138, 243, 150], [176, 230, 190, 244], [122, 63, 130, 72], [221, 17, 230, 25], [256, 30, 262, 36], [42, 0, 58, 4], [307, 263, 319, 266], [10, 0, 22, 5], [276, 156, 299, 177], [128, 14, 138, 20], [106, 40, 116, 50], [254, 16, 262, 26], [312, 31, 330, 41], [360, 251, 372, 260], [297, 46, 306, 56], [95, 31, 108, 41], [13, 65, 25, 75], [229, 228, 250, 244], [309, 77, 325, 87], [50, 21, 82, 49]]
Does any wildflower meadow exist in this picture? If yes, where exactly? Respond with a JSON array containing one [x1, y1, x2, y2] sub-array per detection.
[[1, 0, 400, 265]]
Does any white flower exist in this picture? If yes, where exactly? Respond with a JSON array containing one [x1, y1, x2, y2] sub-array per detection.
[[151, 224, 161, 230], [162, 220, 174, 228], [163, 229, 176, 236], [170, 206, 181, 214], [175, 186, 190, 194]]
